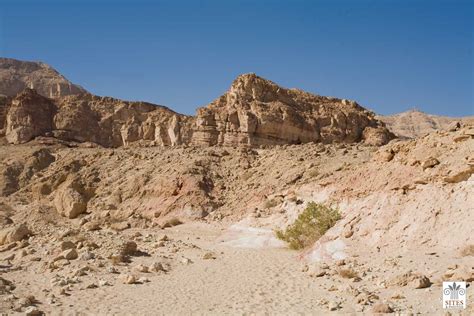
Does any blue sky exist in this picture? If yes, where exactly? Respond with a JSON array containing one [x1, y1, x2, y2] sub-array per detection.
[[0, 0, 472, 116]]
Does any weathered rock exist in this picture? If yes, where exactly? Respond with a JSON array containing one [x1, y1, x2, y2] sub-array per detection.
[[133, 264, 149, 273], [62, 248, 78, 260], [149, 262, 165, 272], [410, 275, 431, 289], [5, 89, 56, 144], [421, 157, 440, 170], [371, 302, 393, 313], [444, 165, 474, 183], [54, 178, 89, 219], [122, 274, 137, 284], [60, 241, 76, 251], [120, 241, 137, 256], [0, 224, 31, 246], [193, 73, 393, 147], [308, 266, 327, 278]]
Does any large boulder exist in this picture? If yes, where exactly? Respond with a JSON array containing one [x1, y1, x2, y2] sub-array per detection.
[[54, 179, 88, 219]]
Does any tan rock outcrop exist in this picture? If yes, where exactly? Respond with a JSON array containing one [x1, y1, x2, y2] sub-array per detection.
[[193, 73, 394, 147], [2, 68, 394, 148]]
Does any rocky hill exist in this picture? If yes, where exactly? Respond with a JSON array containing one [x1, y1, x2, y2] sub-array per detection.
[[0, 66, 394, 147], [0, 57, 87, 98], [193, 73, 393, 146], [378, 109, 474, 138]]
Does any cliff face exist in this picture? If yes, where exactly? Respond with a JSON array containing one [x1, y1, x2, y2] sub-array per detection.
[[2, 89, 193, 147], [193, 74, 394, 146], [0, 60, 394, 147], [0, 57, 87, 98]]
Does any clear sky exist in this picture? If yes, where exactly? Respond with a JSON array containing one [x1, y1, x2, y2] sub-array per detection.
[[0, 0, 472, 116]]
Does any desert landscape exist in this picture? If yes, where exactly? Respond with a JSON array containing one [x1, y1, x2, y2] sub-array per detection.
[[0, 56, 472, 315]]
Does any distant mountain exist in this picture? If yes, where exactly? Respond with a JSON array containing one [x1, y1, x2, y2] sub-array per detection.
[[378, 110, 474, 139], [0, 57, 87, 98]]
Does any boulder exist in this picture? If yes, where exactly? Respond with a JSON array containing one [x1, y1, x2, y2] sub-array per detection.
[[53, 177, 91, 219], [54, 186, 87, 219], [0, 224, 31, 246]]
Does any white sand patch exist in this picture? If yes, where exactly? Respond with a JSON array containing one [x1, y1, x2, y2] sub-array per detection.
[[219, 224, 286, 249]]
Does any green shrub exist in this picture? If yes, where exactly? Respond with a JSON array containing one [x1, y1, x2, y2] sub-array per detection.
[[275, 202, 341, 250]]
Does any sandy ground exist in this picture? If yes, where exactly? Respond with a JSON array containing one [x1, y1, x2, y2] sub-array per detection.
[[4, 222, 472, 315]]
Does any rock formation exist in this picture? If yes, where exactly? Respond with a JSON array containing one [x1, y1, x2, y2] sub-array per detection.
[[0, 67, 394, 147], [0, 57, 87, 98], [378, 109, 474, 139], [193, 73, 394, 146], [1, 89, 194, 147]]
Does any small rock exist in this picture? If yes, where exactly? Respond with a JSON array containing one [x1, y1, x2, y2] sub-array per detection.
[[328, 300, 340, 311], [158, 235, 169, 242], [149, 262, 165, 272], [308, 265, 326, 277], [138, 276, 150, 283], [371, 302, 393, 313], [180, 258, 192, 265], [83, 221, 101, 231], [122, 274, 136, 284], [421, 157, 440, 170], [133, 264, 149, 273], [98, 280, 111, 287], [24, 306, 43, 316], [107, 266, 119, 274], [60, 241, 76, 251], [110, 222, 130, 231], [62, 248, 78, 260], [120, 241, 137, 256], [202, 252, 216, 260], [411, 275, 431, 289]]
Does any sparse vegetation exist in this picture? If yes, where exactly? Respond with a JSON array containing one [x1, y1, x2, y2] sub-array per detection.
[[338, 268, 359, 279], [275, 202, 341, 250]]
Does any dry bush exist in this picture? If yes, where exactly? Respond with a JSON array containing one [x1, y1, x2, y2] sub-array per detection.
[[275, 202, 341, 250], [460, 244, 474, 257], [338, 268, 359, 279], [307, 168, 319, 178]]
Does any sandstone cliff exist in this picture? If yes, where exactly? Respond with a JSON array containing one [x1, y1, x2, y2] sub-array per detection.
[[0, 60, 395, 147], [2, 89, 193, 147], [0, 57, 87, 98], [193, 74, 394, 146]]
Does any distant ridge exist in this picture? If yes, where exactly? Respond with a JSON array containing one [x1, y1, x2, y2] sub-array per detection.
[[0, 57, 87, 98]]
